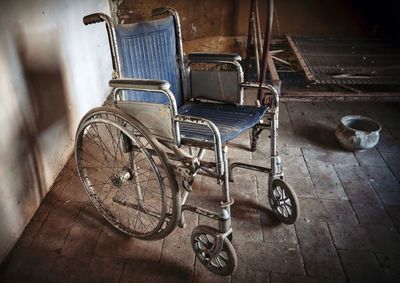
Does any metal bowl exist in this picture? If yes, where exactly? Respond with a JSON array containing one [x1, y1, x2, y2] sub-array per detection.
[[335, 115, 381, 151]]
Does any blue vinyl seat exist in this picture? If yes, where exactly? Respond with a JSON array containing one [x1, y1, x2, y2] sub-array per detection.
[[115, 15, 267, 144], [178, 102, 267, 143]]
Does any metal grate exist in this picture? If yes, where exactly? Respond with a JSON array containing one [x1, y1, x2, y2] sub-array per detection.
[[287, 35, 400, 85]]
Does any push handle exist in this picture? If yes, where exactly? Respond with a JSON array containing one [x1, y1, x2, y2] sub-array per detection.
[[83, 13, 105, 25], [151, 7, 169, 17]]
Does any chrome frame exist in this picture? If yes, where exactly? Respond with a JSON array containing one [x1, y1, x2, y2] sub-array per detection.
[[111, 84, 180, 143], [186, 59, 245, 105], [83, 6, 285, 240], [175, 115, 224, 176], [85, 13, 121, 78], [239, 82, 282, 178], [154, 8, 188, 102]]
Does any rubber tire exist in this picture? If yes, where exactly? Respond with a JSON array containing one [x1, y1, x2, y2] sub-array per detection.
[[268, 178, 300, 225], [191, 225, 237, 276], [75, 106, 180, 240]]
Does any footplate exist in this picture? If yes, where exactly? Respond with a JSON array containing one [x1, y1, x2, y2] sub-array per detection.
[[228, 160, 271, 182]]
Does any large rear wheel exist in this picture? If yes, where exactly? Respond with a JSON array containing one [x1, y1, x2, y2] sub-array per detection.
[[75, 107, 180, 240]]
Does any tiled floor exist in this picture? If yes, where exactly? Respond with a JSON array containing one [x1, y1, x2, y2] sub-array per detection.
[[1, 100, 400, 283]]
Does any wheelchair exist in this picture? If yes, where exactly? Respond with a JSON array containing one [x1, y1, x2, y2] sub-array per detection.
[[75, 7, 299, 276]]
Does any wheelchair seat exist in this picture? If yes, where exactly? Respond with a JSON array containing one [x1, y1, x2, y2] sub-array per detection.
[[114, 15, 267, 145], [178, 102, 268, 144], [78, 8, 300, 277]]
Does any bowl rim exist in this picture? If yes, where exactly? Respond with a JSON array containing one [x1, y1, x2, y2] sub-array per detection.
[[340, 115, 382, 133]]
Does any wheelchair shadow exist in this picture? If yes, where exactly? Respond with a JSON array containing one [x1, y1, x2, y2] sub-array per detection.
[[296, 123, 342, 150], [120, 258, 193, 281], [225, 197, 282, 227], [78, 203, 111, 231], [0, 26, 70, 232]]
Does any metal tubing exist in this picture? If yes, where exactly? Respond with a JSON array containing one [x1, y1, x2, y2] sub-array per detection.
[[182, 204, 220, 221], [112, 88, 177, 116], [101, 14, 120, 76], [241, 81, 281, 177], [151, 7, 187, 100], [197, 148, 206, 160], [199, 167, 219, 179], [174, 115, 224, 177], [230, 162, 271, 173], [83, 13, 120, 78], [105, 20, 121, 78], [220, 146, 232, 233], [269, 105, 283, 177], [171, 144, 193, 160], [241, 82, 279, 108], [229, 161, 271, 182], [187, 60, 244, 105], [164, 8, 188, 102], [132, 161, 143, 200], [181, 190, 189, 205], [271, 115, 277, 157], [221, 148, 231, 205], [257, 0, 274, 102], [112, 87, 179, 145]]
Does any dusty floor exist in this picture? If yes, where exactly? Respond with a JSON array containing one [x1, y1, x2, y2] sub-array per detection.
[[1, 99, 400, 283]]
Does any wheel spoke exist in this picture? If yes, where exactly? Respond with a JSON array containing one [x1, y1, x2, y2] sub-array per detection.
[[76, 110, 177, 239], [268, 179, 299, 224], [191, 226, 236, 276]]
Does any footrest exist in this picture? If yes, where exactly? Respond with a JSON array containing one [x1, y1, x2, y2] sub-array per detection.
[[228, 160, 271, 182]]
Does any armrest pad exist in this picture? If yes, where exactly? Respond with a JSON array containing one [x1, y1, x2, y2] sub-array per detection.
[[109, 78, 170, 91], [188, 53, 241, 62]]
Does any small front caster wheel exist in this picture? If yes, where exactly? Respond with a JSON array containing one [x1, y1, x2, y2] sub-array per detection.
[[268, 179, 300, 224], [191, 225, 237, 276]]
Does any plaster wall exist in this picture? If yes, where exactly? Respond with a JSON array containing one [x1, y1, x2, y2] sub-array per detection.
[[116, 0, 368, 56], [0, 0, 111, 262]]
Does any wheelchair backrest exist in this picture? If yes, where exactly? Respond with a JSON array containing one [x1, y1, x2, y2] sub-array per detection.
[[115, 16, 183, 106]]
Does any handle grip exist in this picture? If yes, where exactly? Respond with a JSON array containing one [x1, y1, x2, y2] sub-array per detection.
[[151, 7, 169, 17], [83, 13, 104, 25]]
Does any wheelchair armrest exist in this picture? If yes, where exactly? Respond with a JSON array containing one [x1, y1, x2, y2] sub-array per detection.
[[110, 78, 180, 144], [241, 82, 279, 108], [109, 78, 177, 116], [83, 13, 107, 25], [175, 115, 224, 175], [187, 53, 241, 63], [109, 78, 171, 91], [240, 82, 278, 95], [187, 54, 244, 105]]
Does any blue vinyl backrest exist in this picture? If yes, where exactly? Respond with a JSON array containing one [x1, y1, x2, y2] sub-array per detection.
[[115, 16, 183, 106]]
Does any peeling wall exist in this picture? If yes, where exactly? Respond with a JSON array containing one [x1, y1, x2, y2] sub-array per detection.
[[234, 0, 367, 37], [113, 0, 241, 54], [0, 0, 111, 262], [115, 0, 368, 56]]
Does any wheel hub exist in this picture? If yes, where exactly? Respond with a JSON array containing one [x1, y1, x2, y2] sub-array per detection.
[[111, 167, 133, 188], [111, 174, 123, 187], [268, 179, 300, 224]]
